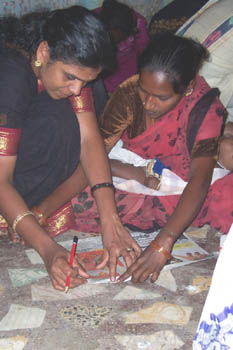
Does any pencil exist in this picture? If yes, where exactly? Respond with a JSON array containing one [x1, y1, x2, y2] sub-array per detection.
[[65, 236, 78, 293]]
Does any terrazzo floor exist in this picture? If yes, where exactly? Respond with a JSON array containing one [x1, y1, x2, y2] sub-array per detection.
[[0, 225, 221, 350]]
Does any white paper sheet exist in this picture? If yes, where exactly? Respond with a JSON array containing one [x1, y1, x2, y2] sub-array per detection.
[[0, 304, 46, 331]]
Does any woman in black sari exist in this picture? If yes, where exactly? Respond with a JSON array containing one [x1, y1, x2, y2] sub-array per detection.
[[0, 6, 141, 290]]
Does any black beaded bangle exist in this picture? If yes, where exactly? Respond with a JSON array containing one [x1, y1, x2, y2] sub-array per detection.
[[91, 182, 115, 197]]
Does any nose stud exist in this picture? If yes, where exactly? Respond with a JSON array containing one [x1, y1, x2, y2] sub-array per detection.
[[142, 102, 146, 105]]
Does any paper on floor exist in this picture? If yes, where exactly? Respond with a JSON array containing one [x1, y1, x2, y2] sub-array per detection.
[[31, 283, 107, 301], [113, 285, 161, 300], [0, 336, 28, 350], [25, 236, 103, 264], [115, 330, 184, 349], [8, 268, 48, 287], [186, 275, 212, 295], [125, 302, 192, 325], [0, 304, 46, 331], [155, 270, 177, 292]]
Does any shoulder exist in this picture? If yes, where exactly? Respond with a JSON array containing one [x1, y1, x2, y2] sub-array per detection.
[[0, 51, 37, 128], [117, 75, 139, 95], [104, 75, 139, 113], [0, 51, 36, 87]]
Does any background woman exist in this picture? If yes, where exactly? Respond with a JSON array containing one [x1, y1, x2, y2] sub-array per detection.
[[72, 32, 232, 283], [95, 0, 149, 94], [0, 6, 141, 290]]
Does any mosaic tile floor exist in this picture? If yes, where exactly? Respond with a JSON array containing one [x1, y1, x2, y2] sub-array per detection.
[[0, 226, 221, 350]]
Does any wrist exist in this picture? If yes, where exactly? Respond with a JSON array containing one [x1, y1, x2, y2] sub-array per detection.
[[31, 206, 48, 226], [100, 212, 121, 233], [149, 240, 172, 260], [156, 229, 177, 251]]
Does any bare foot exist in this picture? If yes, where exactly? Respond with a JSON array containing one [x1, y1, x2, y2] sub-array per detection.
[[7, 225, 25, 245]]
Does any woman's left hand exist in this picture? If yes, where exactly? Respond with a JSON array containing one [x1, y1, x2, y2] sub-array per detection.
[[119, 242, 169, 283], [96, 214, 142, 282]]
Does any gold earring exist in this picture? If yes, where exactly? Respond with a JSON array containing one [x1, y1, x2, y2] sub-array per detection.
[[185, 88, 193, 97], [34, 59, 42, 67]]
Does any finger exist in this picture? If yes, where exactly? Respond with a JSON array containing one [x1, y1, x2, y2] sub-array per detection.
[[72, 259, 90, 278], [109, 254, 118, 282], [151, 271, 159, 283], [51, 272, 67, 291], [138, 269, 151, 283], [130, 263, 152, 283], [68, 276, 88, 289], [13, 234, 20, 244], [128, 251, 137, 264], [13, 237, 20, 244], [119, 260, 140, 282], [121, 252, 134, 269], [52, 279, 66, 291], [96, 251, 109, 270], [73, 266, 89, 279], [119, 269, 132, 282], [50, 258, 71, 289], [131, 242, 142, 257], [20, 238, 25, 246]]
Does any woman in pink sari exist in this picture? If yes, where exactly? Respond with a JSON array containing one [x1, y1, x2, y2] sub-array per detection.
[[94, 0, 149, 94], [72, 32, 232, 282]]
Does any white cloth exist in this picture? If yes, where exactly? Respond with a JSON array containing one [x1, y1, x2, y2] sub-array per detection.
[[177, 0, 233, 122], [109, 140, 230, 196], [193, 223, 233, 349]]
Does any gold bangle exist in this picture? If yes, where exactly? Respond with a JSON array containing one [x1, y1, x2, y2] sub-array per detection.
[[150, 240, 172, 260], [155, 179, 161, 191], [12, 211, 36, 233], [31, 206, 47, 227]]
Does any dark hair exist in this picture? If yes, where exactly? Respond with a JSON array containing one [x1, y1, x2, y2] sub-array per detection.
[[0, 6, 114, 70], [99, 0, 136, 39], [138, 32, 209, 93]]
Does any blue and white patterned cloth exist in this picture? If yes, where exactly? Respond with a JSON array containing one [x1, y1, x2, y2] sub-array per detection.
[[193, 224, 233, 349]]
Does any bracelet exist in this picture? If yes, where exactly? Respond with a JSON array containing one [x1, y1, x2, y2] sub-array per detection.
[[150, 240, 172, 260], [91, 182, 115, 197], [31, 206, 47, 227], [146, 160, 160, 178], [155, 179, 161, 191], [12, 211, 36, 233]]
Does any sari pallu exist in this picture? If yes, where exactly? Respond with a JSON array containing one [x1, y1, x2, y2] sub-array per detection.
[[71, 74, 233, 234]]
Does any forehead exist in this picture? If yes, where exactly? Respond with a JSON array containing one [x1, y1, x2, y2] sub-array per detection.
[[55, 61, 102, 81], [220, 137, 233, 151], [139, 70, 175, 94]]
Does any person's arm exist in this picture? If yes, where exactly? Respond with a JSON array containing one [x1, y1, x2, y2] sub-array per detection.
[[33, 109, 141, 281], [119, 155, 216, 283], [109, 159, 160, 190], [34, 163, 88, 219], [76, 110, 141, 280], [0, 155, 89, 290], [134, 12, 150, 55]]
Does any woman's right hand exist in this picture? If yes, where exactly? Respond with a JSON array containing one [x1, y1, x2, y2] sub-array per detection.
[[41, 242, 89, 291]]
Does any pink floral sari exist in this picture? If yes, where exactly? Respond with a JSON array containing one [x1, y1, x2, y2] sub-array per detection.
[[72, 75, 232, 234]]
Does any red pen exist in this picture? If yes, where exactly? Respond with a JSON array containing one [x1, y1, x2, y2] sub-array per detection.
[[65, 236, 78, 293]]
